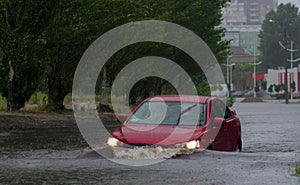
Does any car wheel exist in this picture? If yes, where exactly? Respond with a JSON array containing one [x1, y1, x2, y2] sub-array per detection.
[[234, 140, 242, 152]]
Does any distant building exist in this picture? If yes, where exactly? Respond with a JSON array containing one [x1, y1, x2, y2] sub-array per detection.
[[222, 0, 279, 91], [230, 46, 254, 64], [224, 25, 261, 53], [223, 0, 278, 25], [266, 65, 300, 92], [222, 0, 278, 49], [222, 0, 247, 25], [245, 0, 278, 25]]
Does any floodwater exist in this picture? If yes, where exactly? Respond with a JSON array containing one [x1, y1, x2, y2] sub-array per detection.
[[0, 103, 300, 184]]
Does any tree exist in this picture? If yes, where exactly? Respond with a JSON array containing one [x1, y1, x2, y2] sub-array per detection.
[[262, 80, 267, 91], [260, 3, 300, 71], [259, 3, 300, 103], [0, 0, 55, 111], [44, 0, 152, 112], [290, 81, 296, 92], [254, 83, 259, 93], [44, 0, 91, 112], [1, 0, 231, 111], [268, 84, 273, 93], [274, 84, 280, 93], [103, 0, 230, 106]]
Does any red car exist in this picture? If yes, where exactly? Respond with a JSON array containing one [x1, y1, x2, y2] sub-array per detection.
[[107, 95, 242, 151]]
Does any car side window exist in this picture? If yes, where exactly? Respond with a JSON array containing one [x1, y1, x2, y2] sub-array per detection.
[[224, 107, 232, 120], [210, 101, 226, 121]]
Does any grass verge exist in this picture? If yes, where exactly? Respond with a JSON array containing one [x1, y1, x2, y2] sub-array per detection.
[[294, 165, 300, 177]]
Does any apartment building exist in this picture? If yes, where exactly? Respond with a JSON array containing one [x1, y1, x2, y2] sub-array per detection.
[[223, 0, 278, 25]]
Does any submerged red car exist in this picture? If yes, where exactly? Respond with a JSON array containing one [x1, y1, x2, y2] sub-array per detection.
[[107, 95, 242, 151]]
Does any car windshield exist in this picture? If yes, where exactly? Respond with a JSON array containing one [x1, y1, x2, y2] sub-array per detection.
[[128, 101, 206, 126]]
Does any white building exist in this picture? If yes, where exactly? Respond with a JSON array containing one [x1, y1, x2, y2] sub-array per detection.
[[266, 65, 300, 93]]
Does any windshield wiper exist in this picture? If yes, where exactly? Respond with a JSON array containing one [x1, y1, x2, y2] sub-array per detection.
[[176, 103, 197, 125]]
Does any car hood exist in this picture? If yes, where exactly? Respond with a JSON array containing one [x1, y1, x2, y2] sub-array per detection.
[[112, 123, 207, 146]]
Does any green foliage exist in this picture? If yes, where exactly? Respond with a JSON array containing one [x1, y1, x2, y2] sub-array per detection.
[[0, 95, 7, 111], [291, 81, 296, 92], [226, 96, 235, 107], [44, 0, 91, 111], [294, 165, 300, 176], [0, 0, 231, 111], [281, 83, 286, 90], [268, 84, 274, 93], [28, 92, 48, 105], [100, 0, 230, 105], [262, 80, 267, 91], [211, 84, 224, 91], [274, 84, 281, 92], [259, 3, 300, 72], [197, 82, 211, 96], [16, 91, 48, 112], [0, 0, 54, 110]]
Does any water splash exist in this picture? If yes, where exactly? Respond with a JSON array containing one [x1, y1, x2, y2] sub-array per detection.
[[112, 146, 202, 159]]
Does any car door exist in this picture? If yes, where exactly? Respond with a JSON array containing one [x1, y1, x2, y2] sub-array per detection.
[[209, 100, 233, 151], [221, 106, 238, 150]]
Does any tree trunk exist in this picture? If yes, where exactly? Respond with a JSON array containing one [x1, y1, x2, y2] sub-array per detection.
[[99, 66, 111, 112], [6, 75, 26, 111], [47, 63, 65, 112], [6, 59, 26, 111]]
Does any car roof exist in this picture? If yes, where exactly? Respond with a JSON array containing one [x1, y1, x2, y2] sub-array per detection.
[[145, 95, 214, 104]]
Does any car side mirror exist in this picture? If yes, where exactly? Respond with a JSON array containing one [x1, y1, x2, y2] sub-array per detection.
[[213, 117, 226, 127], [230, 108, 236, 116], [116, 114, 128, 123]]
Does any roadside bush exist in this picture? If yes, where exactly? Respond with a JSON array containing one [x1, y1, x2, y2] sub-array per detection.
[[268, 84, 273, 93], [0, 95, 7, 111], [21, 92, 48, 112], [226, 96, 235, 107], [294, 165, 300, 177], [28, 92, 48, 105]]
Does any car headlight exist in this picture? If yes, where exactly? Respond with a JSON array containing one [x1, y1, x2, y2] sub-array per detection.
[[186, 140, 200, 149], [174, 140, 200, 149], [106, 137, 125, 147]]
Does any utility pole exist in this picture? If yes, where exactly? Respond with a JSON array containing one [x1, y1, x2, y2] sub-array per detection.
[[246, 44, 261, 98], [279, 41, 300, 102], [252, 60, 262, 98], [223, 56, 233, 97]]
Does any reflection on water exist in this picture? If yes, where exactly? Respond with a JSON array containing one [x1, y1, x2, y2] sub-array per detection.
[[0, 127, 88, 153], [0, 168, 177, 184]]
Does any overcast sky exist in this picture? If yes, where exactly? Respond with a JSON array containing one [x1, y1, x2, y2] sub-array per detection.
[[278, 0, 300, 8]]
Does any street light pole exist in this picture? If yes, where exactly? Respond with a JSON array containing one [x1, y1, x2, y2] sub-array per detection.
[[253, 46, 256, 97], [224, 56, 232, 97], [252, 59, 262, 98], [250, 46, 262, 98], [230, 63, 235, 92], [227, 57, 230, 87], [279, 40, 300, 102]]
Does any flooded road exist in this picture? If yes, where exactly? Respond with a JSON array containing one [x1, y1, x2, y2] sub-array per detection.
[[0, 103, 300, 184]]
